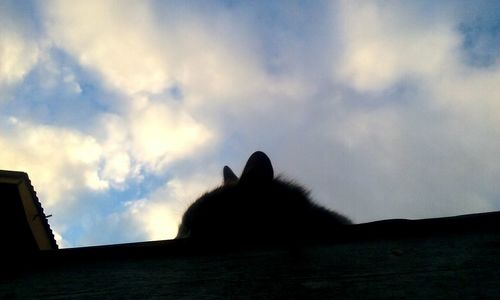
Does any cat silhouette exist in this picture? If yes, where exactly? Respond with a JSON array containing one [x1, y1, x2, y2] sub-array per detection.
[[177, 151, 350, 243]]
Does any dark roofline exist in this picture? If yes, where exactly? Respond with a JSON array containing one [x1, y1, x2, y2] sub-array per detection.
[[0, 170, 58, 250], [8, 210, 500, 299], [33, 210, 500, 264]]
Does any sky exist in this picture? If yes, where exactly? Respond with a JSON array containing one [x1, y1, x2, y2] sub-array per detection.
[[1, 0, 499, 248]]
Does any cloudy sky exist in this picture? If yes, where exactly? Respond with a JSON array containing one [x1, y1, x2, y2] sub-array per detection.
[[1, 0, 499, 248]]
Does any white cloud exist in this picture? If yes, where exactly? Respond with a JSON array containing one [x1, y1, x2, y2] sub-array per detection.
[[0, 118, 107, 207], [100, 151, 133, 187], [42, 0, 309, 109], [42, 0, 260, 99], [76, 169, 221, 245], [43, 0, 170, 95], [0, 31, 39, 85], [0, 2, 40, 87], [96, 97, 215, 178], [129, 171, 221, 241], [273, 1, 500, 223], [128, 99, 214, 172], [428, 65, 500, 125], [331, 108, 405, 172], [334, 1, 460, 92], [126, 199, 179, 241], [94, 114, 135, 187], [52, 229, 71, 249], [318, 23, 500, 220]]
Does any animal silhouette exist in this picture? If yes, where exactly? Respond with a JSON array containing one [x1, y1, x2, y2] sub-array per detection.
[[177, 151, 350, 243]]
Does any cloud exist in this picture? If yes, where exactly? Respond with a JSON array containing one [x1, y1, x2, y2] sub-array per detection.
[[16, 91, 216, 246], [127, 100, 215, 172], [43, 0, 170, 95], [0, 30, 39, 85], [95, 97, 215, 178], [0, 118, 107, 207], [127, 170, 221, 241], [2, 1, 499, 247], [52, 229, 71, 249], [42, 0, 264, 100], [322, 104, 499, 221], [334, 1, 460, 92], [76, 169, 221, 245], [42, 0, 310, 109], [428, 65, 500, 124], [256, 1, 500, 223], [0, 1, 40, 88]]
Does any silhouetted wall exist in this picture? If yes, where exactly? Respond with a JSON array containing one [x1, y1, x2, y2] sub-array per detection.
[[2, 212, 499, 299]]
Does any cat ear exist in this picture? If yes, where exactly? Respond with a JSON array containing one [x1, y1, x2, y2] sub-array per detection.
[[223, 166, 238, 184], [240, 151, 274, 184]]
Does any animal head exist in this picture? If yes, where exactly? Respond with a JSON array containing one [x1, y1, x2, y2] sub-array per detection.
[[176, 151, 350, 243]]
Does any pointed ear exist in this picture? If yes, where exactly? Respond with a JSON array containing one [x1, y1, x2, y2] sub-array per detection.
[[240, 151, 274, 184], [223, 166, 238, 184]]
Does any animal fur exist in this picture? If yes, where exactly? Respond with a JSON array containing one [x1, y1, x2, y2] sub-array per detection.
[[177, 151, 350, 243]]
